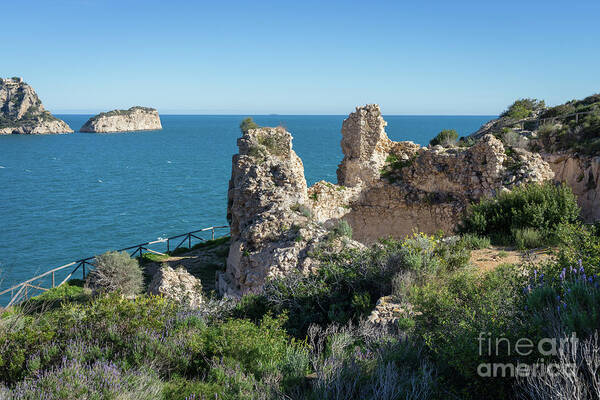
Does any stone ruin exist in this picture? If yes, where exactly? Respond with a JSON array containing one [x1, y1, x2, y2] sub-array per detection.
[[217, 105, 555, 296]]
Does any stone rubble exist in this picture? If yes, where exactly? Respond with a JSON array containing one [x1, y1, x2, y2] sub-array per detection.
[[148, 265, 204, 308]]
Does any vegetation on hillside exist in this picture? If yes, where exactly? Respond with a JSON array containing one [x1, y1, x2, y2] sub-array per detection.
[[459, 182, 580, 248], [429, 129, 458, 147], [2, 183, 600, 399], [500, 98, 545, 120]]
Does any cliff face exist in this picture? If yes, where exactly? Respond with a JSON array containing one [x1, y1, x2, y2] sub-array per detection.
[[543, 153, 600, 221], [0, 77, 73, 134], [80, 107, 162, 133], [221, 105, 554, 295]]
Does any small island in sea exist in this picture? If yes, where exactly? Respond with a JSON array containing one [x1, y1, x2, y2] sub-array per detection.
[[0, 77, 73, 135], [80, 106, 162, 133]]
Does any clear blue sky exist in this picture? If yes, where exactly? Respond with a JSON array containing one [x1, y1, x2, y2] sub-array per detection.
[[1, 0, 598, 115]]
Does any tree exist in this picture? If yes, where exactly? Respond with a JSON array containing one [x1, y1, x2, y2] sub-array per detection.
[[240, 117, 259, 134], [430, 129, 458, 147]]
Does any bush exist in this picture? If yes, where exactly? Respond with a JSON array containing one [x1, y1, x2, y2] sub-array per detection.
[[86, 251, 143, 296], [459, 234, 491, 250], [525, 262, 600, 339], [4, 359, 162, 400], [410, 264, 525, 398], [23, 280, 90, 312], [236, 234, 470, 338], [500, 98, 545, 120], [240, 117, 259, 134], [429, 129, 458, 147], [554, 223, 600, 275], [501, 130, 527, 149], [513, 227, 543, 249], [330, 219, 353, 239], [459, 182, 580, 246]]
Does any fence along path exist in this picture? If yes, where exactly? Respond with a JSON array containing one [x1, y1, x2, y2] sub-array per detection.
[[0, 225, 229, 308]]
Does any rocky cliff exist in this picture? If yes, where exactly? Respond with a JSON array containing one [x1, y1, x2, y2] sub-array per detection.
[[0, 77, 73, 134], [80, 106, 162, 133], [220, 105, 554, 295]]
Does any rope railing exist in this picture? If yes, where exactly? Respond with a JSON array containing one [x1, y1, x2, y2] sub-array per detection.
[[0, 225, 229, 308]]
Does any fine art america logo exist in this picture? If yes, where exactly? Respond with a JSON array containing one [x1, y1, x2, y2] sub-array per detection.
[[477, 332, 578, 378]]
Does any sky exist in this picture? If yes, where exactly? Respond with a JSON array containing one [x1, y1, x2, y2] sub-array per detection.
[[1, 0, 599, 115]]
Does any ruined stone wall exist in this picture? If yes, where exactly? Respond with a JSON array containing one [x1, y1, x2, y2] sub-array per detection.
[[219, 127, 361, 296], [220, 105, 556, 294], [330, 105, 554, 243]]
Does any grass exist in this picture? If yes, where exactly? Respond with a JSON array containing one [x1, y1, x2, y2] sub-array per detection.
[[23, 280, 90, 312]]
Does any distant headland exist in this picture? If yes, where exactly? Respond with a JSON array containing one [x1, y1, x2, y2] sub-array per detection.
[[0, 77, 73, 135]]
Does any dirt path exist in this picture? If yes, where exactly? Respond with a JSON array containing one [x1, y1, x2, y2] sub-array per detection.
[[470, 246, 555, 272]]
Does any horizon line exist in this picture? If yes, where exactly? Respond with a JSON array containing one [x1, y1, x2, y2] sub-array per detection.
[[54, 113, 498, 117]]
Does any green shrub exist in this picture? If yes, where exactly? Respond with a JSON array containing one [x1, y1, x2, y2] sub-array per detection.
[[502, 130, 527, 148], [554, 223, 600, 276], [23, 280, 90, 312], [163, 377, 224, 400], [429, 129, 458, 146], [239, 117, 259, 134], [514, 227, 543, 249], [459, 182, 580, 246], [459, 234, 491, 250], [196, 314, 292, 379], [330, 219, 353, 239], [86, 251, 143, 296], [525, 262, 600, 340], [410, 264, 525, 398], [500, 98, 545, 120]]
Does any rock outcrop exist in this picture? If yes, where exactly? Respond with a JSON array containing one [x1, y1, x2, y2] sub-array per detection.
[[80, 106, 162, 133], [543, 153, 600, 221], [0, 77, 73, 134], [220, 105, 555, 295], [367, 295, 417, 327], [148, 265, 203, 308], [218, 126, 362, 296]]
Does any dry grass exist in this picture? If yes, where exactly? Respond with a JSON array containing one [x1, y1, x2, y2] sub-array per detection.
[[470, 246, 555, 271]]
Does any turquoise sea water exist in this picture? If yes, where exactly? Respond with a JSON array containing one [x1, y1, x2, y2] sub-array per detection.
[[0, 114, 493, 297]]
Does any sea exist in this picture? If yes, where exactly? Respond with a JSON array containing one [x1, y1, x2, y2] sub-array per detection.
[[0, 114, 493, 300]]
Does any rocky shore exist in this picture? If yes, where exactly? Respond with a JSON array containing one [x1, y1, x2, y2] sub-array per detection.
[[0, 77, 73, 135], [80, 106, 162, 133]]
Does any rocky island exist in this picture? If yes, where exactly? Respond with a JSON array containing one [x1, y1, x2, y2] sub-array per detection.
[[80, 106, 162, 133], [0, 77, 73, 134]]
